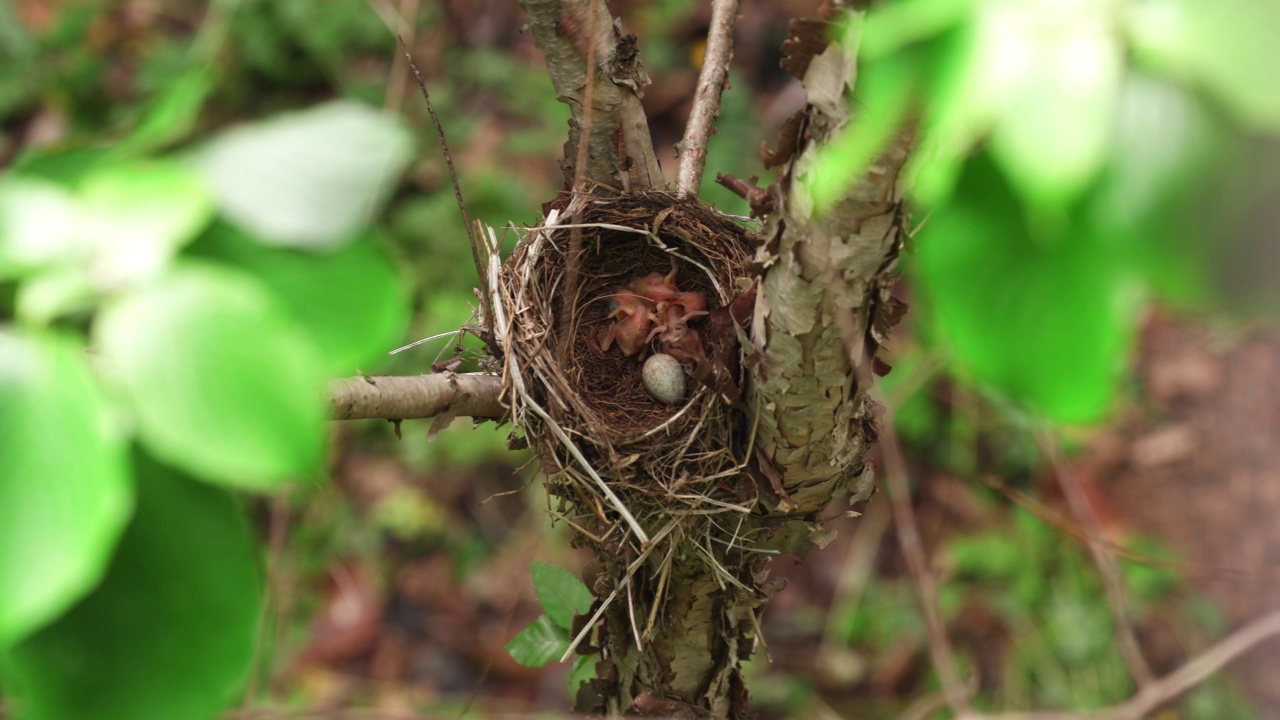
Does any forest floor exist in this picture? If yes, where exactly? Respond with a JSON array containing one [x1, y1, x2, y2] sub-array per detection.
[[1095, 313, 1280, 715], [267, 314, 1280, 719]]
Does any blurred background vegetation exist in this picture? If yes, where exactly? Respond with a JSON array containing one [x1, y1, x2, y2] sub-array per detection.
[[0, 0, 1278, 719]]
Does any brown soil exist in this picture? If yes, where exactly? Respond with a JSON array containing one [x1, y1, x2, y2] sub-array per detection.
[[1095, 311, 1280, 712]]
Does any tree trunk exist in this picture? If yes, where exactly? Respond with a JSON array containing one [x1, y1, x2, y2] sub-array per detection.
[[519, 0, 665, 190], [516, 6, 910, 716]]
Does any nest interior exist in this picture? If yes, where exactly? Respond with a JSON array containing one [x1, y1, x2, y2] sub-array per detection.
[[498, 190, 757, 546]]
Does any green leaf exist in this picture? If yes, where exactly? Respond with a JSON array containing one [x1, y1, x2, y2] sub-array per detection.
[[530, 562, 593, 631], [569, 654, 596, 697], [0, 330, 132, 647], [1090, 73, 1223, 234], [191, 100, 414, 249], [861, 0, 976, 59], [908, 3, 1122, 208], [114, 66, 214, 157], [76, 160, 213, 289], [15, 267, 96, 325], [0, 452, 262, 720], [197, 223, 409, 375], [1, 162, 213, 323], [0, 176, 79, 279], [11, 146, 112, 188], [905, 23, 1009, 207], [95, 264, 327, 489], [1127, 0, 1280, 130], [982, 3, 1122, 207], [915, 156, 1138, 424], [505, 615, 570, 668], [1088, 73, 1229, 307]]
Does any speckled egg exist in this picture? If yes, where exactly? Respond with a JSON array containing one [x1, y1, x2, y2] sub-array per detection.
[[642, 353, 686, 404]]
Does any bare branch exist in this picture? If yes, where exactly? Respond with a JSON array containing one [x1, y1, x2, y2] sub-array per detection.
[[676, 0, 740, 196], [329, 373, 504, 421], [1038, 428, 1155, 687], [878, 398, 973, 714], [560, 0, 599, 360], [396, 37, 492, 336]]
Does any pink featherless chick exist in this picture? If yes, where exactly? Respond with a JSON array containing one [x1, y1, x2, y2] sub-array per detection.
[[627, 262, 680, 306], [647, 300, 710, 376], [599, 291, 657, 357], [629, 257, 708, 316]]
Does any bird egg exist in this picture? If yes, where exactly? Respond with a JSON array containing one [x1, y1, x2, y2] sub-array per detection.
[[642, 353, 686, 404]]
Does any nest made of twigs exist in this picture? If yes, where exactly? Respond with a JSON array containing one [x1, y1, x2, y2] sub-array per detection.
[[493, 190, 755, 550]]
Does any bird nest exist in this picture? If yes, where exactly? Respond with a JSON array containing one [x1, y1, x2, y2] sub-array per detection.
[[492, 190, 757, 556]]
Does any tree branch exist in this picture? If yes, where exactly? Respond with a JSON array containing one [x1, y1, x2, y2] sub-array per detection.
[[675, 0, 740, 195], [749, 24, 910, 515], [519, 0, 664, 190], [328, 373, 504, 421]]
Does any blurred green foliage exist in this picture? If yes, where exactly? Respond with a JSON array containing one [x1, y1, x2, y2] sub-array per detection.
[[1, 453, 263, 720], [830, 510, 1252, 718], [0, 0, 438, 714], [0, 96, 410, 715], [812, 0, 1280, 425]]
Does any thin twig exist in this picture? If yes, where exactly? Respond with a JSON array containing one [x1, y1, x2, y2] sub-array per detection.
[[878, 400, 973, 714], [396, 35, 492, 336], [571, 0, 599, 193], [983, 475, 1258, 582], [367, 0, 418, 114], [675, 0, 740, 196], [560, 0, 599, 361], [957, 608, 1280, 720], [1037, 427, 1155, 687], [820, 498, 890, 657], [240, 491, 291, 708]]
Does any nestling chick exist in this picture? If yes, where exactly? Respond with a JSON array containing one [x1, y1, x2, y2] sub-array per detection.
[[648, 302, 710, 376], [599, 293, 657, 357], [599, 257, 709, 362], [627, 261, 680, 306]]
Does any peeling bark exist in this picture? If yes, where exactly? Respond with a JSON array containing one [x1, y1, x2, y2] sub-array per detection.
[[748, 32, 909, 524], [519, 0, 665, 190], [520, 11, 908, 719]]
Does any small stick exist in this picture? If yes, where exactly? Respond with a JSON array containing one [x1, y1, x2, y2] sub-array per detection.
[[847, 312, 970, 712], [1038, 427, 1155, 687], [983, 474, 1255, 581], [879, 400, 973, 715], [955, 608, 1280, 720], [561, 0, 600, 361], [396, 36, 493, 336], [676, 0, 741, 196]]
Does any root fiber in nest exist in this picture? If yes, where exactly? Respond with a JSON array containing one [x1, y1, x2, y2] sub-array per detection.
[[494, 191, 757, 550]]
